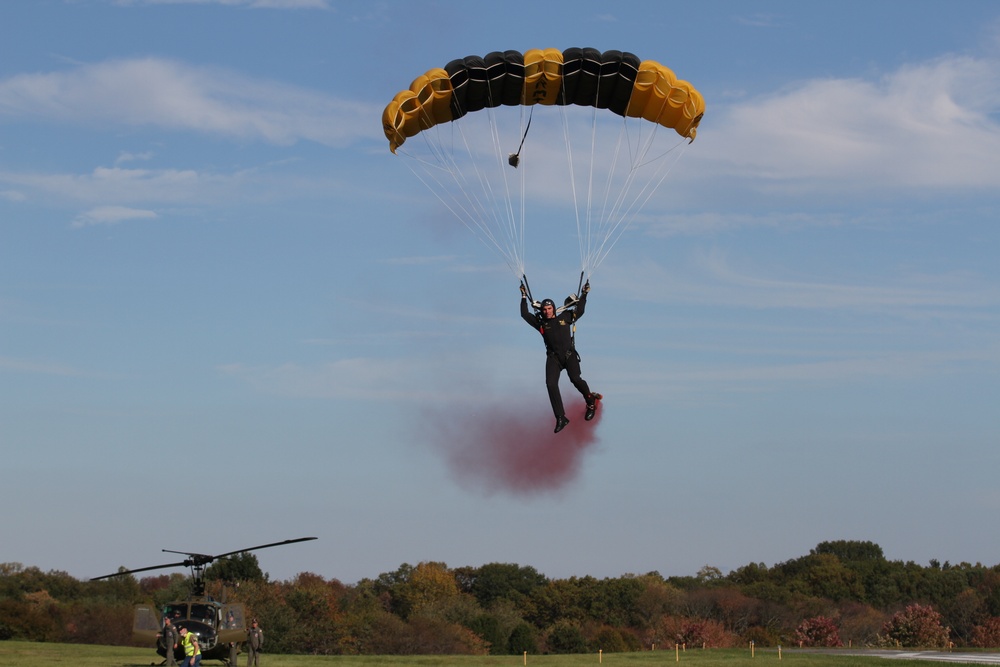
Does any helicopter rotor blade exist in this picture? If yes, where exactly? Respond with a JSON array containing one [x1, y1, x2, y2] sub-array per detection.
[[90, 537, 317, 581], [211, 537, 317, 561], [90, 560, 191, 581]]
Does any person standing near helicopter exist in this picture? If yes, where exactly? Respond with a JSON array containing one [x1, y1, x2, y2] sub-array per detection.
[[247, 618, 264, 667], [520, 280, 601, 433], [179, 627, 201, 667], [160, 616, 179, 667]]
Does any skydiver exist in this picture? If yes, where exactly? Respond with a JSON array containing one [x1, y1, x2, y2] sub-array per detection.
[[520, 281, 601, 433]]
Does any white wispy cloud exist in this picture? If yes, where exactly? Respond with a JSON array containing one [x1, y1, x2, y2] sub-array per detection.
[[114, 151, 154, 165], [217, 340, 532, 402], [697, 250, 999, 310], [5, 166, 190, 203], [0, 58, 376, 147], [699, 54, 1000, 191], [0, 164, 271, 207], [604, 251, 1000, 314], [71, 205, 158, 228], [593, 344, 1000, 401]]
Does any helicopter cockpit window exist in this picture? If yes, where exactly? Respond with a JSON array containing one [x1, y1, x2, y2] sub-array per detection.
[[223, 605, 245, 629], [134, 605, 160, 633], [190, 604, 215, 624], [164, 604, 188, 620]]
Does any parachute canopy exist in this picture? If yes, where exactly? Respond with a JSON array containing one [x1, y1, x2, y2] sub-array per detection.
[[382, 48, 704, 282], [383, 48, 704, 153]]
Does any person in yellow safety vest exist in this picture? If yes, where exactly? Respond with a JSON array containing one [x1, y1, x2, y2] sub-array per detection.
[[178, 627, 201, 667]]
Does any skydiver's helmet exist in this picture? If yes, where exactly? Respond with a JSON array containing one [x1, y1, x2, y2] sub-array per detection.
[[540, 298, 556, 315]]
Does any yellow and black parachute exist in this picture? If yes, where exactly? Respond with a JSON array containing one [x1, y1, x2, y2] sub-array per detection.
[[383, 48, 704, 282]]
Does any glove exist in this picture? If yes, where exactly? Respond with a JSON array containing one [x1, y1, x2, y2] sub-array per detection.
[[520, 284, 527, 298], [583, 281, 590, 294]]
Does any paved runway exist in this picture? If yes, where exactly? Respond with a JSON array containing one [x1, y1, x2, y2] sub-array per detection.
[[873, 652, 1000, 664], [786, 649, 1000, 665]]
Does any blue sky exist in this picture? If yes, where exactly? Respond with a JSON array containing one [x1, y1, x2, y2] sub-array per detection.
[[2, 0, 999, 586]]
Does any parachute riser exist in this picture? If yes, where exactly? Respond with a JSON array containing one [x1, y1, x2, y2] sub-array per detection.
[[524, 271, 587, 317], [521, 275, 540, 313], [554, 270, 586, 315]]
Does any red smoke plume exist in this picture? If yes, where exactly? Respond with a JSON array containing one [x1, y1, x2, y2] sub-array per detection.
[[426, 397, 603, 496]]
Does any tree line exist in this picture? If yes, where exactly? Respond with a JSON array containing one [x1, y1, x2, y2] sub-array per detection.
[[4, 540, 1000, 654]]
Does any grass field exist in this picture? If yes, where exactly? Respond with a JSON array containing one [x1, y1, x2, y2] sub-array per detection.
[[0, 641, 982, 667]]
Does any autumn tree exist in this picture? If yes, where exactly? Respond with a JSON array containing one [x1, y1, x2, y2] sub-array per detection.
[[658, 616, 736, 648], [463, 563, 546, 616], [791, 554, 866, 602], [971, 617, 1000, 648], [979, 569, 1000, 616], [528, 578, 587, 627], [838, 601, 886, 646], [795, 615, 842, 647], [881, 603, 950, 647], [546, 620, 587, 653], [587, 624, 639, 652], [278, 573, 347, 654], [632, 574, 684, 630], [588, 576, 646, 627], [681, 586, 760, 635], [396, 561, 461, 619], [507, 621, 539, 654], [941, 587, 986, 644], [370, 562, 463, 619], [813, 540, 885, 562], [459, 598, 527, 655]]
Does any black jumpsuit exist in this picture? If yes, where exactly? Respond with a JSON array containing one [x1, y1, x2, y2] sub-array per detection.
[[521, 294, 593, 419]]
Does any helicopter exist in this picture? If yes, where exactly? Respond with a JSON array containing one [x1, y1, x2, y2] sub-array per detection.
[[92, 537, 317, 666]]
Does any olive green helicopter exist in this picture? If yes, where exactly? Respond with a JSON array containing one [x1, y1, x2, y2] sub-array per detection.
[[92, 537, 316, 665]]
